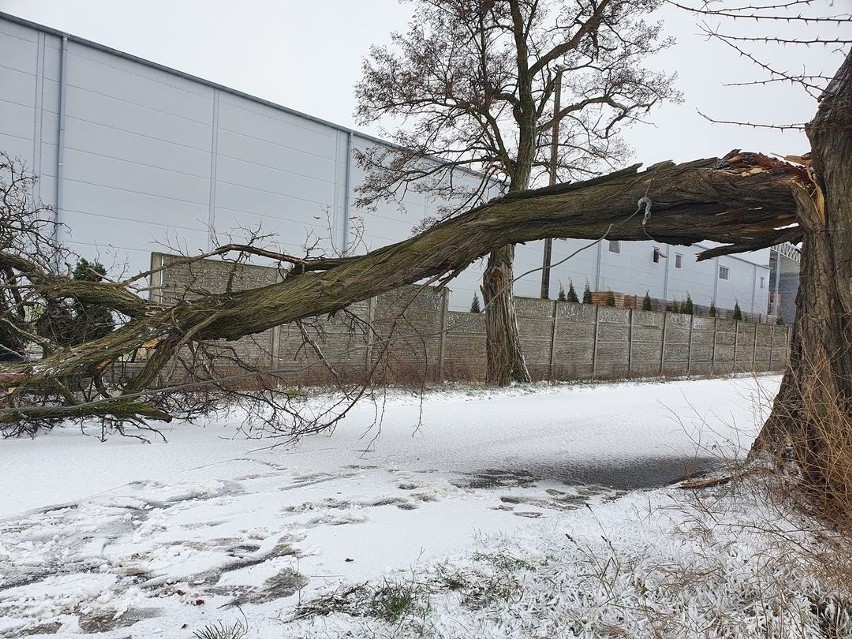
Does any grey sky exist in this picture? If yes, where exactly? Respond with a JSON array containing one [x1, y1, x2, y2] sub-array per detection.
[[1, 0, 845, 168]]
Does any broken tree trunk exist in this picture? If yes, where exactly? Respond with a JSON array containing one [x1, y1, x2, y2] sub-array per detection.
[[750, 50, 852, 515], [1, 151, 806, 424]]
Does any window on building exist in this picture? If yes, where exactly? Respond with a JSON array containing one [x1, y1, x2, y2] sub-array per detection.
[[675, 253, 683, 269], [719, 265, 730, 280], [608, 240, 620, 254], [760, 276, 765, 289]]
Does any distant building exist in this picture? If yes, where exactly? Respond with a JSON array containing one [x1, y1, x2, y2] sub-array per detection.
[[769, 242, 801, 324], [1, 13, 776, 316]]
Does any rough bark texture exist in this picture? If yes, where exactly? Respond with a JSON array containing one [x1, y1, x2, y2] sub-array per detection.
[[751, 51, 852, 509], [1, 151, 806, 424], [481, 244, 531, 385]]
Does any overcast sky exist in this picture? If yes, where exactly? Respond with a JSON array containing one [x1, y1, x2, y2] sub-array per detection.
[[1, 0, 847, 168]]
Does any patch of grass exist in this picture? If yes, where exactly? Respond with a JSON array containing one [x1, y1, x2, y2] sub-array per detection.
[[370, 580, 417, 622], [292, 584, 371, 620], [192, 620, 248, 639], [440, 568, 520, 610], [294, 578, 426, 625], [432, 547, 529, 611]]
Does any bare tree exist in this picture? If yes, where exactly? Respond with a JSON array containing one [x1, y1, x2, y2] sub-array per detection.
[[354, 0, 680, 385], [0, 152, 383, 440], [0, 151, 64, 362]]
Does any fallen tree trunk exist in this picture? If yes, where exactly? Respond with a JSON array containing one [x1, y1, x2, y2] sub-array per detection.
[[1, 150, 808, 424]]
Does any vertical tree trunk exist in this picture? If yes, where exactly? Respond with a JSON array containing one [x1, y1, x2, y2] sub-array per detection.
[[482, 244, 531, 385], [481, 60, 535, 387], [752, 50, 852, 511]]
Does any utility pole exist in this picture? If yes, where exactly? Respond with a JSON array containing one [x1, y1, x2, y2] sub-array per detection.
[[540, 66, 562, 299]]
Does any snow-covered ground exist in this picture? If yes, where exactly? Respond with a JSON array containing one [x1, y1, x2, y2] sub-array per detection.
[[2, 376, 848, 638]]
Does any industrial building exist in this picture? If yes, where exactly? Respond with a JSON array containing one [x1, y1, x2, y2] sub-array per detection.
[[1, 12, 783, 316]]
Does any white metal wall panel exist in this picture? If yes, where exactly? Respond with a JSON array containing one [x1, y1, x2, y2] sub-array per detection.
[[59, 175, 209, 228], [332, 130, 349, 252], [599, 241, 645, 296], [548, 238, 602, 297], [34, 34, 60, 208], [0, 18, 37, 72], [215, 154, 333, 208], [65, 118, 211, 179], [57, 42, 214, 271], [0, 19, 37, 160], [447, 258, 487, 312], [214, 94, 340, 255], [0, 20, 60, 206], [0, 99, 35, 162], [69, 43, 214, 121], [0, 57, 36, 109], [666, 246, 716, 305], [514, 241, 548, 299], [714, 256, 768, 315], [63, 86, 213, 150], [349, 136, 428, 253]]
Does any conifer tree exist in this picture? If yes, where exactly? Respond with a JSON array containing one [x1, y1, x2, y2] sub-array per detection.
[[566, 281, 579, 303], [733, 301, 743, 321]]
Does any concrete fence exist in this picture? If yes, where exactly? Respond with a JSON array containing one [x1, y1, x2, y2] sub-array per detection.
[[152, 252, 790, 384]]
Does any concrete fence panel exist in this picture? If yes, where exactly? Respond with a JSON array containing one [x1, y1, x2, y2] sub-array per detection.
[[753, 324, 774, 371], [594, 307, 631, 378], [516, 297, 558, 380], [444, 311, 487, 382], [630, 310, 664, 377], [689, 316, 716, 375], [155, 253, 788, 385], [662, 313, 692, 377], [713, 319, 738, 374], [552, 303, 597, 379], [735, 321, 758, 372]]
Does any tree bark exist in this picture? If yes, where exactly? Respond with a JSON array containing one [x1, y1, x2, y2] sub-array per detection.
[[1, 152, 806, 423], [482, 244, 531, 384], [751, 50, 852, 508]]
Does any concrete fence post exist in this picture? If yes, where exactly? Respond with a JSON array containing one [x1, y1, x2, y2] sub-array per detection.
[[711, 317, 718, 374], [733, 320, 739, 373], [271, 270, 284, 370], [660, 312, 668, 375], [627, 308, 633, 375], [591, 305, 600, 377], [768, 325, 774, 371], [365, 296, 376, 375], [752, 322, 759, 372], [437, 290, 448, 381], [270, 326, 280, 370], [548, 300, 558, 380], [686, 314, 694, 375]]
